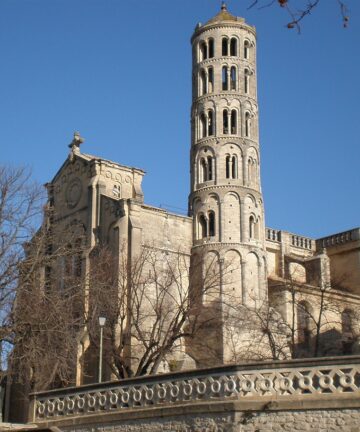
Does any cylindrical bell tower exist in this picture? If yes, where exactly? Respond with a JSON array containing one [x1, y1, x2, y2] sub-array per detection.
[[188, 3, 268, 364]]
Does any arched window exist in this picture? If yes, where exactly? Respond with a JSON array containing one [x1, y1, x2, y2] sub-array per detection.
[[208, 110, 214, 136], [200, 70, 206, 96], [208, 67, 214, 92], [249, 216, 255, 239], [225, 155, 230, 179], [222, 37, 228, 56], [207, 156, 213, 180], [230, 38, 237, 56], [298, 301, 312, 349], [200, 113, 207, 138], [222, 66, 228, 90], [200, 158, 207, 182], [200, 41, 207, 61], [199, 214, 207, 238], [244, 40, 250, 59], [208, 211, 215, 236], [230, 66, 236, 90], [223, 110, 229, 134], [231, 155, 237, 179], [208, 38, 214, 58], [244, 69, 249, 94], [245, 112, 251, 137], [231, 110, 237, 134]]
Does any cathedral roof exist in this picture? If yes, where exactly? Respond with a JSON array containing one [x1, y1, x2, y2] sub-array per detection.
[[205, 2, 239, 25]]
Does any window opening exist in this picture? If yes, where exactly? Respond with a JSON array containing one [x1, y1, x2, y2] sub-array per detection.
[[208, 111, 214, 136], [208, 68, 214, 93], [209, 211, 215, 236], [230, 66, 236, 90], [208, 39, 214, 58], [230, 38, 237, 56], [223, 110, 229, 134], [222, 66, 228, 90], [231, 110, 237, 134], [199, 214, 207, 238], [222, 38, 228, 56], [207, 156, 213, 180]]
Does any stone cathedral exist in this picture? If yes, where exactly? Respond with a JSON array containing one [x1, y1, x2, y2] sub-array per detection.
[[11, 4, 360, 408]]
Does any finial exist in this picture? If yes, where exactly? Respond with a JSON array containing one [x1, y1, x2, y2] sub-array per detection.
[[221, 1, 227, 11], [68, 131, 85, 151]]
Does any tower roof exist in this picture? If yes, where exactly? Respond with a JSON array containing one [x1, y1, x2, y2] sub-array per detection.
[[205, 2, 239, 25]]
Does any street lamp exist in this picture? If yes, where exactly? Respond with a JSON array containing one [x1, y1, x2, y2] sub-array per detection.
[[98, 316, 106, 383]]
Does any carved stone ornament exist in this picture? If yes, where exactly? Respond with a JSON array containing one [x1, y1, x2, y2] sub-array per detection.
[[65, 177, 82, 209]]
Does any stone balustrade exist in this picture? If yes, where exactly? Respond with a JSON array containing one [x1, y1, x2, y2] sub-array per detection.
[[317, 228, 360, 249], [266, 228, 281, 242], [30, 356, 360, 423], [290, 234, 313, 250]]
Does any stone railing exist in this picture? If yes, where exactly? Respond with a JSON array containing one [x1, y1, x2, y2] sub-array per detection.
[[290, 234, 313, 250], [30, 356, 360, 422], [266, 228, 281, 243], [317, 228, 360, 249]]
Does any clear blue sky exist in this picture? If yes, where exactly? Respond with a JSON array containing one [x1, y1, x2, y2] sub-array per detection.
[[1, 0, 359, 239]]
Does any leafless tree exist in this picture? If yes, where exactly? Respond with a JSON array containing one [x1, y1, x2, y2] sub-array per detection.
[[247, 0, 349, 31], [0, 166, 44, 381], [83, 245, 223, 380]]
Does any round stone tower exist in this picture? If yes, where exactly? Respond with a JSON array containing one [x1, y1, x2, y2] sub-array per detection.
[[188, 3, 268, 364]]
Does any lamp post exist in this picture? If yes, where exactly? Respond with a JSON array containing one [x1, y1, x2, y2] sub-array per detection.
[[98, 316, 106, 383]]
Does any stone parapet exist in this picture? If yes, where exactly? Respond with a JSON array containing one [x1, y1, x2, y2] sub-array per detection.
[[29, 356, 360, 426]]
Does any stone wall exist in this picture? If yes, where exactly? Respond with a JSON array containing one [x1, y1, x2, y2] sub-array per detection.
[[38, 407, 360, 432]]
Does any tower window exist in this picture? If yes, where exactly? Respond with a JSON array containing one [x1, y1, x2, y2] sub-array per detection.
[[244, 69, 249, 94], [199, 214, 207, 238], [222, 66, 228, 91], [200, 41, 207, 61], [207, 156, 213, 180], [208, 39, 214, 58], [209, 211, 215, 237], [226, 155, 230, 179], [249, 216, 255, 239], [230, 66, 236, 90], [200, 113, 207, 138], [231, 110, 237, 134], [200, 158, 207, 182], [223, 110, 229, 134], [231, 155, 237, 179], [222, 37, 228, 56], [208, 110, 214, 136], [244, 40, 250, 60], [245, 112, 251, 137], [230, 38, 237, 56], [200, 70, 206, 95], [208, 67, 214, 93], [226, 154, 238, 179]]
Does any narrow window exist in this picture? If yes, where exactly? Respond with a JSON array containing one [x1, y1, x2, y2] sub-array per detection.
[[230, 38, 237, 56], [208, 39, 214, 58], [208, 67, 214, 93], [230, 66, 236, 90], [199, 214, 207, 238], [231, 155, 237, 179], [223, 110, 229, 134], [200, 158, 207, 182], [222, 38, 228, 56], [207, 156, 213, 180], [249, 216, 255, 239], [209, 211, 215, 236], [342, 309, 354, 354], [200, 113, 207, 138], [244, 69, 249, 94], [226, 155, 230, 179], [208, 110, 214, 136], [244, 40, 250, 59], [200, 41, 207, 61], [231, 110, 237, 134], [245, 112, 250, 137], [200, 70, 206, 95], [222, 66, 228, 90]]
